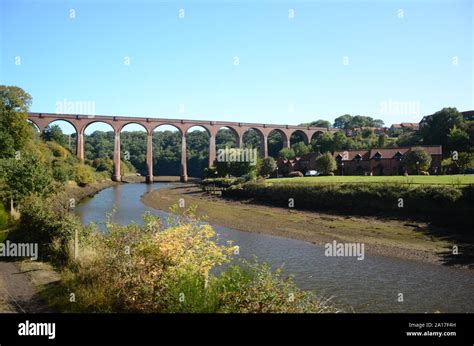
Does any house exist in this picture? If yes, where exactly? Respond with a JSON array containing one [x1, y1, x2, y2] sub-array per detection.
[[333, 145, 442, 176], [294, 152, 321, 172], [389, 122, 420, 135], [276, 152, 321, 175], [276, 157, 297, 176]]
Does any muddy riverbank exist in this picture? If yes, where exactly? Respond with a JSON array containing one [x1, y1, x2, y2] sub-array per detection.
[[141, 184, 462, 267]]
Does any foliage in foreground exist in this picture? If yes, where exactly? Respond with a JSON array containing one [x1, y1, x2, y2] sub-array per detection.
[[38, 206, 336, 313], [10, 194, 82, 265]]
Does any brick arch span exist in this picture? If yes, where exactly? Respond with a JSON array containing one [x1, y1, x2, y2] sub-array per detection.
[[27, 113, 336, 182]]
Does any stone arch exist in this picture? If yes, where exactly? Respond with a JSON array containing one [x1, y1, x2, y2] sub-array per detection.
[[45, 118, 79, 136], [152, 124, 184, 179], [42, 119, 78, 155], [268, 129, 289, 158], [82, 121, 117, 178], [216, 126, 240, 149], [242, 127, 267, 158], [290, 129, 309, 146], [186, 125, 211, 178], [119, 121, 148, 134], [186, 124, 211, 138], [120, 122, 149, 178], [152, 123, 184, 136], [310, 130, 325, 143], [242, 127, 264, 147], [83, 120, 115, 135], [27, 119, 41, 133]]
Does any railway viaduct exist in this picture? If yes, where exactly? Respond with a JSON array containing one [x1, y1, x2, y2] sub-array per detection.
[[28, 112, 338, 182]]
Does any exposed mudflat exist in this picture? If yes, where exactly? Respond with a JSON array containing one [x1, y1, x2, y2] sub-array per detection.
[[142, 184, 470, 268]]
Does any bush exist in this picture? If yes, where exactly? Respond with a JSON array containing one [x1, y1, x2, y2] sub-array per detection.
[[120, 160, 136, 174], [0, 153, 54, 202], [315, 152, 337, 175], [223, 182, 472, 226], [74, 164, 95, 186], [92, 158, 113, 172], [11, 194, 82, 265], [52, 161, 72, 183], [403, 148, 432, 174], [289, 171, 304, 177], [212, 261, 336, 313], [43, 209, 337, 313], [258, 157, 277, 177], [45, 141, 69, 159], [0, 203, 10, 230]]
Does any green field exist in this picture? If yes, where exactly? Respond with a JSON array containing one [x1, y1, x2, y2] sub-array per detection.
[[268, 175, 474, 185]]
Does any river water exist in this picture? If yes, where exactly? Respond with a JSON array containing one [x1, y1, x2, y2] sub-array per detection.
[[74, 183, 474, 313]]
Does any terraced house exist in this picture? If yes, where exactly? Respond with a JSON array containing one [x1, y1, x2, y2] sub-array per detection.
[[333, 146, 442, 176]]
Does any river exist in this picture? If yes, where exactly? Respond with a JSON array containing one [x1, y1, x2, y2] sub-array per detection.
[[74, 183, 474, 313]]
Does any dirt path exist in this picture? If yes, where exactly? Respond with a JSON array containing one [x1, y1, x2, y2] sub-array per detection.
[[0, 261, 52, 313]]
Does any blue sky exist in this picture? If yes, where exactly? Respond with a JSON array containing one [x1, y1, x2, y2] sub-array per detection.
[[1, 0, 473, 134]]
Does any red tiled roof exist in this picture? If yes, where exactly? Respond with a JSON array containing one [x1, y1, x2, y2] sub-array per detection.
[[333, 146, 442, 161], [391, 123, 419, 130], [369, 148, 409, 159], [334, 150, 370, 160], [400, 122, 419, 127]]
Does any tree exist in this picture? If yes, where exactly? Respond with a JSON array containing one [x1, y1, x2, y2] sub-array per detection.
[[0, 85, 34, 158], [278, 147, 295, 160], [350, 115, 372, 128], [214, 160, 255, 178], [0, 154, 53, 201], [455, 152, 474, 173], [42, 124, 69, 147], [402, 148, 432, 174], [361, 128, 374, 138], [333, 114, 352, 129], [333, 131, 348, 150], [314, 152, 337, 175], [292, 141, 311, 156], [299, 119, 331, 128], [377, 134, 387, 148], [372, 119, 385, 128], [420, 107, 465, 150], [397, 131, 422, 147], [312, 132, 334, 153], [259, 157, 277, 177], [447, 126, 470, 153]]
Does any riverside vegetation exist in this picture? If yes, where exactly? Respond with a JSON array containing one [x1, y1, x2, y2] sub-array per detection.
[[28, 198, 337, 313], [222, 182, 474, 228], [0, 85, 337, 313]]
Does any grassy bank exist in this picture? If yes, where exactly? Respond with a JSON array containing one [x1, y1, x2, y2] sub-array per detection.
[[269, 175, 474, 185], [223, 182, 474, 229], [141, 184, 469, 266]]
